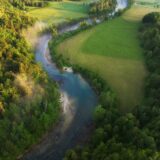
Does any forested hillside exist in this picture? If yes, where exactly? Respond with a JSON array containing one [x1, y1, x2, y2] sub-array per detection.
[[0, 0, 60, 159], [64, 12, 160, 160]]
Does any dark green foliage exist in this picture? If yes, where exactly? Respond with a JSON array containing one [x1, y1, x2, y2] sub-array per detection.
[[0, 1, 60, 159], [137, 12, 160, 147], [142, 12, 160, 24]]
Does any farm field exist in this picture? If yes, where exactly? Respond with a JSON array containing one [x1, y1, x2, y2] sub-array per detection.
[[56, 0, 160, 112], [28, 1, 89, 25]]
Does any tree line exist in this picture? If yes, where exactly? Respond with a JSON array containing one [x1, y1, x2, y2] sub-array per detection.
[[89, 0, 117, 15], [9, 0, 51, 9]]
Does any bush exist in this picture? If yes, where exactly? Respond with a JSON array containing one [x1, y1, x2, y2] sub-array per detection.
[[142, 12, 160, 24]]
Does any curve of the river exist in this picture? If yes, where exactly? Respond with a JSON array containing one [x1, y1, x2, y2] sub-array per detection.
[[24, 1, 127, 160]]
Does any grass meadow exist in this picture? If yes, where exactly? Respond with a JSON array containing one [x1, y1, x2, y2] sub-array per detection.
[[28, 1, 89, 25], [56, 0, 160, 112]]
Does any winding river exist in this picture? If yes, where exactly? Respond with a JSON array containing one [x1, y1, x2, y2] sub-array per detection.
[[24, 1, 127, 160]]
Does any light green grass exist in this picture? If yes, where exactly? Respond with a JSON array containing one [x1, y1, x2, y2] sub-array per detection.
[[55, 4, 160, 112], [28, 1, 89, 25], [123, 5, 160, 21], [81, 18, 142, 60], [56, 20, 146, 112]]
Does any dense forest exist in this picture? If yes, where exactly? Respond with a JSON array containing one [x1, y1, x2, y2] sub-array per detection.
[[138, 12, 160, 150], [63, 12, 160, 160], [0, 0, 60, 159]]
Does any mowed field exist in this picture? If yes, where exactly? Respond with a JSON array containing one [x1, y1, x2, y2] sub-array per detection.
[[28, 1, 89, 24], [56, 1, 160, 112]]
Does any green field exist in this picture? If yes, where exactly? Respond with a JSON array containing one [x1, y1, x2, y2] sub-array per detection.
[[28, 1, 89, 24], [56, 2, 160, 112], [135, 0, 160, 7]]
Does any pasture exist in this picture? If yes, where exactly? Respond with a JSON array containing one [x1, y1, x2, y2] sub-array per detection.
[[28, 1, 89, 25], [56, 19, 146, 112], [56, 0, 160, 111]]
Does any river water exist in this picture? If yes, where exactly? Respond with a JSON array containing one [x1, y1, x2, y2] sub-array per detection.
[[24, 33, 97, 160], [24, 0, 127, 160]]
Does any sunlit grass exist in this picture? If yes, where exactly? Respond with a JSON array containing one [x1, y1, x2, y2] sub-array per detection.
[[55, 0, 160, 112], [123, 5, 160, 21], [28, 1, 89, 25]]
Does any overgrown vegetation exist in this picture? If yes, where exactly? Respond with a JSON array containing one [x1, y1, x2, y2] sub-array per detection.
[[0, 1, 60, 159]]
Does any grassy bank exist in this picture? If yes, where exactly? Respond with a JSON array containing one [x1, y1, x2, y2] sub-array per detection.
[[56, 1, 160, 112]]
